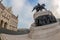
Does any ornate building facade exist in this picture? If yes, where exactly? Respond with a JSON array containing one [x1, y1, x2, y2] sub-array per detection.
[[0, 2, 18, 31]]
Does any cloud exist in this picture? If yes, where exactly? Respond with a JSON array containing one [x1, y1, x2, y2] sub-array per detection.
[[10, 0, 34, 28], [12, 0, 25, 9], [10, 0, 35, 28], [50, 0, 60, 18], [11, 0, 27, 16], [18, 3, 34, 28], [38, 0, 60, 18], [38, 0, 48, 4]]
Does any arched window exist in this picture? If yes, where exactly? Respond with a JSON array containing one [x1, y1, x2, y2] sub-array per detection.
[[0, 20, 3, 28], [4, 22, 7, 29], [0, 37, 1, 40]]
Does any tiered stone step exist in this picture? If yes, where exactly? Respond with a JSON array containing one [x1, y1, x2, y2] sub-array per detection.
[[0, 34, 30, 40], [29, 22, 60, 40]]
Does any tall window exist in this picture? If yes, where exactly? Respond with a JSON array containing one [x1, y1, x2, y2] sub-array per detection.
[[0, 20, 3, 28], [4, 22, 7, 29]]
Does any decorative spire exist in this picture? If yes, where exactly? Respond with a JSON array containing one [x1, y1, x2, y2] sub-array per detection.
[[17, 15, 19, 18], [8, 7, 12, 11]]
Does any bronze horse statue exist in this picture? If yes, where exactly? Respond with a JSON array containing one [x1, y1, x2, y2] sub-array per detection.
[[32, 3, 46, 12]]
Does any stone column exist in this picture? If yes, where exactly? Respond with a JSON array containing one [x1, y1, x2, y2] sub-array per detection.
[[0, 20, 4, 28], [2, 22, 4, 28], [0, 20, 1, 28]]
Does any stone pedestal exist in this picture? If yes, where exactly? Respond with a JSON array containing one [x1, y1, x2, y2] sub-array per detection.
[[29, 22, 60, 40], [33, 10, 53, 19], [28, 10, 60, 40], [33, 10, 57, 26]]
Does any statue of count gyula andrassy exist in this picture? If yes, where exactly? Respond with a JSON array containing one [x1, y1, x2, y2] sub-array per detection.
[[32, 3, 47, 12]]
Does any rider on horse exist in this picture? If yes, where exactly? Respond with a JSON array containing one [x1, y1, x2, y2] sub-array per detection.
[[32, 3, 46, 12]]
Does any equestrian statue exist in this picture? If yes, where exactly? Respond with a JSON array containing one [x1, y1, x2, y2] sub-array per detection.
[[32, 3, 46, 12]]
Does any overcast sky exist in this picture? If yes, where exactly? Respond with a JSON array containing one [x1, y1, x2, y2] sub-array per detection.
[[2, 0, 60, 29]]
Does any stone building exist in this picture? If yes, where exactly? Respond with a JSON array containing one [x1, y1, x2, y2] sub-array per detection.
[[0, 2, 18, 31]]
